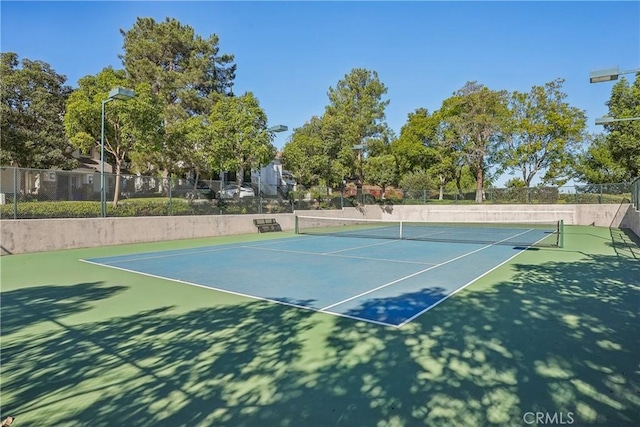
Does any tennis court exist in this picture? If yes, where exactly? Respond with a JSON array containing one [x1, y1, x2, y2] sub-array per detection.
[[1, 222, 638, 426], [83, 217, 561, 327]]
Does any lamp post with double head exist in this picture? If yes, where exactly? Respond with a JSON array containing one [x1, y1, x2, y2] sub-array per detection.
[[100, 87, 135, 217], [590, 66, 640, 125]]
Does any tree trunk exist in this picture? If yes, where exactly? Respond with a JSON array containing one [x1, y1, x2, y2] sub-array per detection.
[[455, 170, 463, 198], [439, 175, 445, 200], [236, 168, 244, 187], [112, 160, 122, 207], [475, 165, 484, 203]]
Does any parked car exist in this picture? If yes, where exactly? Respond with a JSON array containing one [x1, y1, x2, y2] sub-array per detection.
[[185, 180, 215, 199], [218, 184, 255, 199]]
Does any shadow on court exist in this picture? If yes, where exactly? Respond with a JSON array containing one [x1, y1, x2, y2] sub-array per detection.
[[1, 232, 638, 426]]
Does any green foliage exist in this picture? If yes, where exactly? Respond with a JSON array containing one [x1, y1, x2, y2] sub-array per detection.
[[283, 68, 392, 187], [282, 115, 349, 187], [363, 154, 398, 191], [505, 178, 526, 188], [602, 74, 640, 179], [501, 78, 587, 186], [438, 82, 509, 202], [0, 199, 223, 218], [575, 133, 630, 184], [398, 169, 433, 191], [575, 75, 639, 184], [64, 67, 164, 206], [207, 92, 275, 184], [1, 52, 77, 169], [119, 17, 236, 176], [392, 108, 434, 175]]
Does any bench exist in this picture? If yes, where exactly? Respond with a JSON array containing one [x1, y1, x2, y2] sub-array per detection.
[[253, 218, 282, 233]]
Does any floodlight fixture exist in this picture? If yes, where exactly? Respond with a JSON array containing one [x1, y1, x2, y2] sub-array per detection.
[[590, 66, 640, 83], [595, 116, 640, 125], [107, 87, 135, 101], [268, 124, 288, 133]]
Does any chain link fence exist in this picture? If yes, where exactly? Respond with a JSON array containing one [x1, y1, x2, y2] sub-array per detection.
[[632, 177, 640, 210], [0, 167, 634, 219]]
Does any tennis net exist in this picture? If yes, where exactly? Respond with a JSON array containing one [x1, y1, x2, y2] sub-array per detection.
[[295, 215, 564, 248]]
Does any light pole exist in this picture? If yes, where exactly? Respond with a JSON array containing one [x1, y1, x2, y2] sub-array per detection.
[[100, 87, 135, 217], [352, 140, 368, 205], [258, 125, 288, 213], [590, 66, 640, 125]]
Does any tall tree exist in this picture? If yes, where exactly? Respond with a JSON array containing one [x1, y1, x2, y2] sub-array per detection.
[[281, 115, 348, 188], [501, 78, 586, 186], [283, 68, 391, 190], [325, 68, 392, 182], [439, 82, 508, 203], [575, 133, 629, 184], [392, 108, 433, 176], [207, 92, 275, 186], [64, 67, 163, 206], [0, 52, 76, 169], [363, 154, 398, 198], [601, 74, 640, 179], [120, 17, 236, 177]]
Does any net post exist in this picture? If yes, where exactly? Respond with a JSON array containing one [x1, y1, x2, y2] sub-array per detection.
[[399, 220, 403, 239], [294, 215, 299, 234], [559, 219, 564, 248]]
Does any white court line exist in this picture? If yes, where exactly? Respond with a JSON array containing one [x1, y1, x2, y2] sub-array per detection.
[[242, 245, 437, 266], [319, 228, 536, 312], [80, 228, 545, 328], [78, 258, 400, 328], [396, 231, 553, 328], [323, 238, 401, 254], [84, 234, 326, 265]]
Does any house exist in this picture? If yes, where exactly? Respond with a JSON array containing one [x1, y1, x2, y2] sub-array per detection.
[[0, 147, 111, 203], [249, 155, 296, 198]]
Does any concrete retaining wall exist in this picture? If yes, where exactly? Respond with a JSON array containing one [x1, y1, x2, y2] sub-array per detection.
[[297, 204, 636, 228], [1, 204, 637, 254], [1, 214, 295, 255]]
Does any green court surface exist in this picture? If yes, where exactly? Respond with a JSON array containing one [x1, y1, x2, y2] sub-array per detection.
[[1, 226, 638, 426]]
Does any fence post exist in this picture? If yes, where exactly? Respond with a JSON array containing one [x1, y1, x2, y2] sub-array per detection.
[[13, 167, 18, 219], [599, 184, 603, 204], [168, 177, 173, 216]]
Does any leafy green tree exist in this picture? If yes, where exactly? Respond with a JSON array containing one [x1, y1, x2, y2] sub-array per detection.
[[391, 108, 433, 176], [501, 78, 586, 186], [281, 117, 323, 186], [207, 92, 275, 186], [64, 67, 163, 206], [399, 169, 433, 193], [505, 177, 526, 188], [324, 68, 392, 182], [281, 115, 348, 188], [601, 74, 640, 179], [172, 115, 212, 190], [282, 68, 391, 190], [363, 154, 398, 198], [426, 146, 457, 200], [439, 82, 508, 203], [575, 133, 630, 183], [120, 17, 236, 177], [0, 52, 76, 169]]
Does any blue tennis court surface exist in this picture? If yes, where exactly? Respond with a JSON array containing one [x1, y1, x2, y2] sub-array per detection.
[[83, 235, 536, 327]]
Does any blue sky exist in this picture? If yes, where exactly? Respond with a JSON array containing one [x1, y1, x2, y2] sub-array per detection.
[[1, 1, 639, 183]]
